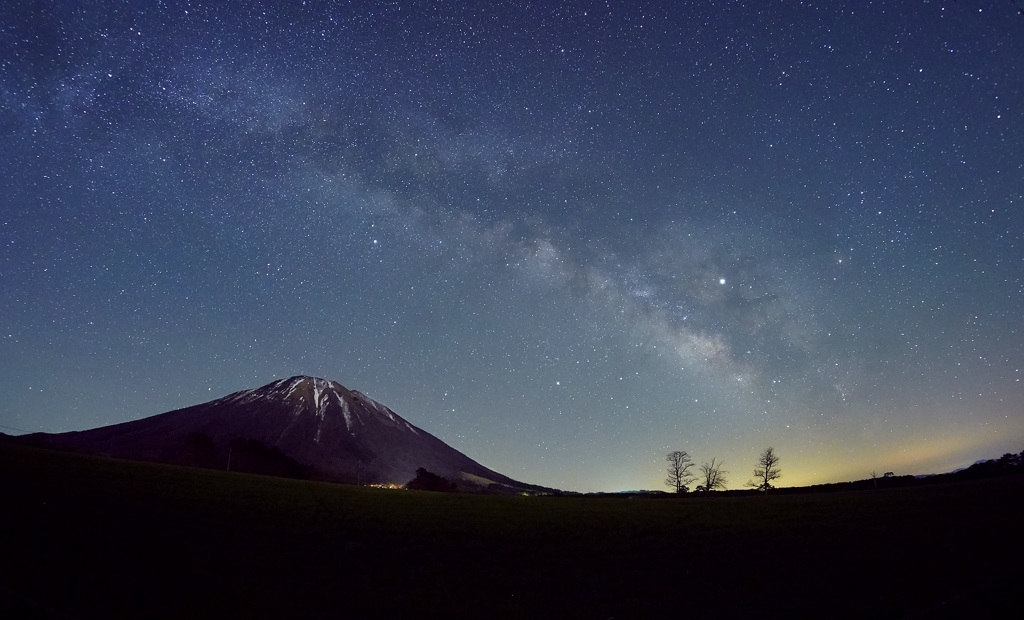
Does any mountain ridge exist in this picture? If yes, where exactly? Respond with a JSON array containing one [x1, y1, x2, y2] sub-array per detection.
[[17, 375, 550, 493]]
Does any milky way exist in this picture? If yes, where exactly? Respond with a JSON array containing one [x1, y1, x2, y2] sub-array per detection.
[[2, 1, 1022, 491]]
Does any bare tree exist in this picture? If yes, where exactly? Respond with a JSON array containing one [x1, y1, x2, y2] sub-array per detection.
[[748, 446, 782, 495], [665, 451, 696, 493], [697, 458, 727, 496]]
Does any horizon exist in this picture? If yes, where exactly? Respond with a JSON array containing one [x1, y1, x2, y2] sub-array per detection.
[[2, 2, 1022, 493], [3, 373, 1017, 493]]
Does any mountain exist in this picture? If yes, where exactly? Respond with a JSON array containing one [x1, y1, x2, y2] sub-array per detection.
[[17, 376, 547, 493]]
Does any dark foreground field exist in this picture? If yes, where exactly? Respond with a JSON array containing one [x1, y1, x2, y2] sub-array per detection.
[[2, 443, 1022, 619]]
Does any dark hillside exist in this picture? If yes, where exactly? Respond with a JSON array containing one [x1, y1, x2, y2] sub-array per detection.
[[2, 442, 1021, 619]]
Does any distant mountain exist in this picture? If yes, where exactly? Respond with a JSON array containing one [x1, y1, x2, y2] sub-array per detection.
[[17, 376, 549, 493]]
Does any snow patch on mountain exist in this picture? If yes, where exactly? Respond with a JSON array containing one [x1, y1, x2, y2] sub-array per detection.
[[337, 393, 353, 431]]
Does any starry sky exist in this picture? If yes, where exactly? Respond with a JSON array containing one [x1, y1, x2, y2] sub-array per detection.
[[2, 1, 1022, 492]]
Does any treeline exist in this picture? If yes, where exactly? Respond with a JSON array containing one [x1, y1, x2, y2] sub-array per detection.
[[919, 449, 1024, 484], [731, 448, 1024, 496], [184, 432, 308, 480]]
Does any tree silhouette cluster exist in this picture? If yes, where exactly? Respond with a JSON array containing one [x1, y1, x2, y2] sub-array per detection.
[[180, 433, 308, 479], [406, 467, 456, 492], [666, 447, 783, 496], [664, 451, 730, 496], [227, 438, 306, 479]]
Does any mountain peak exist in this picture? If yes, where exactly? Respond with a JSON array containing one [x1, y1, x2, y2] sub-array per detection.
[[265, 375, 343, 394]]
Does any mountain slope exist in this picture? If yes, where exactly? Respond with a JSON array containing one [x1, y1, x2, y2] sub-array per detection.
[[20, 376, 543, 492]]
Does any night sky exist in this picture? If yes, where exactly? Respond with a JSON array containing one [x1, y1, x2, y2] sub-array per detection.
[[2, 1, 1022, 492]]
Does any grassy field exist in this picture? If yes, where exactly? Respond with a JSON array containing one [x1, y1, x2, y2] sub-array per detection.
[[2, 442, 1021, 619]]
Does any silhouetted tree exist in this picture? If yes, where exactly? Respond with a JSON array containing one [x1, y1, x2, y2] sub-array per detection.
[[184, 431, 217, 468], [665, 450, 696, 493], [698, 458, 727, 496], [748, 446, 782, 495], [406, 467, 456, 492]]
